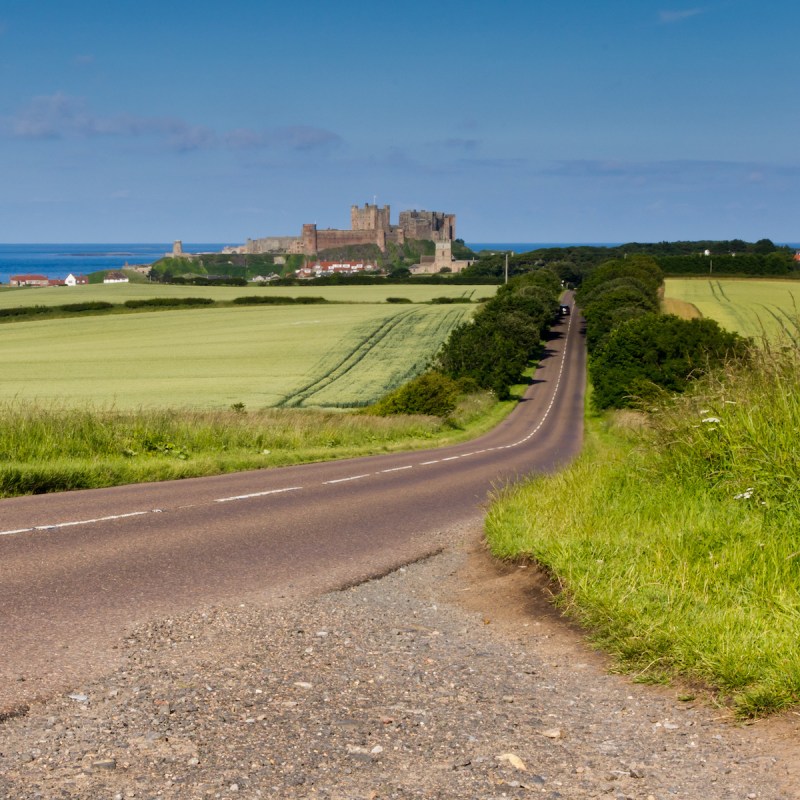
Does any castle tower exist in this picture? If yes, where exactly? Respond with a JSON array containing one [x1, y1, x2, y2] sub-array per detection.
[[302, 223, 318, 255], [434, 241, 453, 269], [351, 203, 391, 231]]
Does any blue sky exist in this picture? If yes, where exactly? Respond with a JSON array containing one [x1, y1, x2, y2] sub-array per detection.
[[1, 0, 797, 244]]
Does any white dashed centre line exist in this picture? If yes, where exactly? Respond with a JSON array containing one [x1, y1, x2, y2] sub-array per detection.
[[323, 474, 371, 485], [214, 487, 303, 503], [0, 510, 151, 537]]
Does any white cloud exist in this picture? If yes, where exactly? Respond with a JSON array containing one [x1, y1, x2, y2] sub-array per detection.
[[659, 8, 706, 24]]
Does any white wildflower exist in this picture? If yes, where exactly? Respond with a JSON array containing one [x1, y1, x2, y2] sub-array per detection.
[[699, 409, 710, 415], [702, 417, 721, 424], [734, 488, 754, 500]]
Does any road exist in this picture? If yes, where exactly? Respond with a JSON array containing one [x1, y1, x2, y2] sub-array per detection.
[[0, 305, 586, 711]]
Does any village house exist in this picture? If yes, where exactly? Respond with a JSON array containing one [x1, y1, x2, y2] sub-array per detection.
[[9, 274, 50, 287], [294, 260, 378, 279], [103, 271, 130, 284], [65, 273, 89, 286]]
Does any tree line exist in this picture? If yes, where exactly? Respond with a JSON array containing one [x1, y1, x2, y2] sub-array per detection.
[[371, 270, 562, 417], [576, 255, 748, 409]]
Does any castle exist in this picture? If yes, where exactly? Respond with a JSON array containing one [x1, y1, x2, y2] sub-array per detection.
[[244, 203, 457, 257]]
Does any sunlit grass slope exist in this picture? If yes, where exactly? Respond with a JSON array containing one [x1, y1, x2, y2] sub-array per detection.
[[1, 304, 471, 409], [664, 278, 800, 339], [486, 344, 800, 716]]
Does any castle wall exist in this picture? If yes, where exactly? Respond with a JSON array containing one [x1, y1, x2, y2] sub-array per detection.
[[311, 228, 387, 254], [245, 236, 300, 254]]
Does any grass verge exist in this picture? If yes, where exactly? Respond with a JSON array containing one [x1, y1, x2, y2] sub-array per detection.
[[0, 389, 511, 499], [485, 342, 800, 717]]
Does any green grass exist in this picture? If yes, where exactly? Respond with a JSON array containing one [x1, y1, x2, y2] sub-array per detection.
[[664, 277, 800, 339], [0, 389, 508, 498], [0, 282, 496, 309], [0, 303, 472, 409], [485, 342, 800, 717], [280, 306, 472, 407]]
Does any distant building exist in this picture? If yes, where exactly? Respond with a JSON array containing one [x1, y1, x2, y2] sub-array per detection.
[[9, 274, 49, 287], [65, 273, 89, 286], [245, 202, 457, 257], [295, 260, 378, 279], [166, 240, 195, 259], [103, 271, 129, 284], [409, 241, 474, 275]]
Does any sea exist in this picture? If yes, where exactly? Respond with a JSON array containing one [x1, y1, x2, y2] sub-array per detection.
[[0, 243, 230, 285], [2, 242, 798, 285]]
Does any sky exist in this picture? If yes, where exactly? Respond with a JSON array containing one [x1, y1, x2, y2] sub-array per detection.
[[0, 0, 798, 244]]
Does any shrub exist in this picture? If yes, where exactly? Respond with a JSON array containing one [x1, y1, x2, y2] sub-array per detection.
[[232, 295, 328, 305], [429, 296, 472, 304], [386, 297, 413, 303], [59, 301, 114, 313], [234, 295, 297, 305], [370, 371, 460, 417], [124, 297, 214, 308]]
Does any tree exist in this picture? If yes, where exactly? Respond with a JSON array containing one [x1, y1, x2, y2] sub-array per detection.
[[589, 314, 748, 409]]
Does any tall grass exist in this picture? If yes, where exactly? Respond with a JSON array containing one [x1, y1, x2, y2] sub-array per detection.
[[485, 338, 800, 716], [0, 391, 502, 498]]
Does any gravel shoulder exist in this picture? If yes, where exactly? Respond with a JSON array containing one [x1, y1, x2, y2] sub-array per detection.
[[1, 522, 797, 799]]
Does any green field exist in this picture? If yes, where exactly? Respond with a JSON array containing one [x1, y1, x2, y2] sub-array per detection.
[[0, 303, 473, 409], [664, 278, 800, 339], [0, 282, 495, 309]]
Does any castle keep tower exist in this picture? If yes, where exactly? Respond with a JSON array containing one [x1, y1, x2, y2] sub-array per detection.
[[398, 210, 456, 242], [351, 203, 391, 231]]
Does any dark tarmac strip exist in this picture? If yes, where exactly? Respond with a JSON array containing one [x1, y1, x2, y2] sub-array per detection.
[[0, 302, 586, 711]]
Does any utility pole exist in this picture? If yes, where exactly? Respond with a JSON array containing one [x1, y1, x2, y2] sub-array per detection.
[[504, 253, 508, 284]]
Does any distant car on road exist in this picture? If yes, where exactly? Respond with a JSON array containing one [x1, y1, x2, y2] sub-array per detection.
[[559, 304, 571, 316]]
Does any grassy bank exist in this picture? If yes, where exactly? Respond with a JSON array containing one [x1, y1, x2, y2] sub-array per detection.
[[485, 341, 800, 717], [0, 389, 513, 498]]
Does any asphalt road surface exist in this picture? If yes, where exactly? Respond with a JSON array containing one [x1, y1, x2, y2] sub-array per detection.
[[0, 304, 586, 711]]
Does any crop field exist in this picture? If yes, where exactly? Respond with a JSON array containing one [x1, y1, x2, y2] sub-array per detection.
[[0, 303, 473, 409], [279, 306, 471, 407], [0, 282, 495, 309], [664, 278, 800, 339]]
